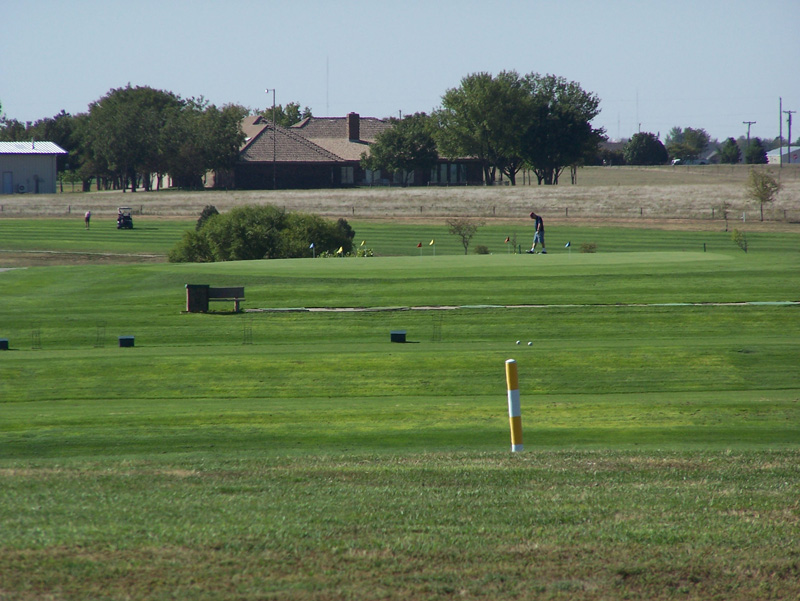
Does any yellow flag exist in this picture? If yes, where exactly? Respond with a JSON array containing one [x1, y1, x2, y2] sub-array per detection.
[[430, 239, 435, 245], [337, 246, 343, 254], [360, 240, 365, 246]]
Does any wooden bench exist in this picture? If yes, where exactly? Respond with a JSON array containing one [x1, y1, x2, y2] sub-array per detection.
[[185, 284, 245, 313], [209, 286, 245, 312]]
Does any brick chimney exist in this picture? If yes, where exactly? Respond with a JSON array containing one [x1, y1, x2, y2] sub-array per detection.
[[347, 112, 360, 141]]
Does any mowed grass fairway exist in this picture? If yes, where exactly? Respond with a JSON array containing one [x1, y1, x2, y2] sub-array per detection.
[[1, 216, 799, 599]]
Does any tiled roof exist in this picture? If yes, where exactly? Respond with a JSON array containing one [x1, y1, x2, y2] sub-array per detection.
[[0, 141, 67, 155], [238, 113, 392, 164], [240, 123, 344, 163], [291, 116, 391, 141], [241, 115, 269, 144], [308, 138, 372, 161]]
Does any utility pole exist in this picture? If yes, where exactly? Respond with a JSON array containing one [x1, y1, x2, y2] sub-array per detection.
[[743, 121, 756, 163], [784, 110, 797, 164], [779, 98, 783, 167], [265, 88, 277, 189]]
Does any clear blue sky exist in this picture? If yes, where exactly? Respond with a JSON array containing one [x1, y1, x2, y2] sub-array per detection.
[[2, 0, 798, 143]]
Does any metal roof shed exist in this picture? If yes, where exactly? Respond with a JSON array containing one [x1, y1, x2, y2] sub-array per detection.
[[0, 141, 68, 194]]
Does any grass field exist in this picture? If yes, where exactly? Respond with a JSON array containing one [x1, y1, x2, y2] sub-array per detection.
[[1, 199, 799, 599]]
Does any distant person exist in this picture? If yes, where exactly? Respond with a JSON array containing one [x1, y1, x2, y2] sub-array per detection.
[[84, 210, 91, 229], [526, 211, 546, 254]]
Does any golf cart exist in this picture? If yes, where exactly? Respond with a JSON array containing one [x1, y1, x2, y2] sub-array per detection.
[[117, 207, 133, 229]]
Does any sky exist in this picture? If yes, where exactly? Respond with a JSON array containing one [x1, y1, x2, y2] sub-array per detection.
[[2, 0, 799, 143]]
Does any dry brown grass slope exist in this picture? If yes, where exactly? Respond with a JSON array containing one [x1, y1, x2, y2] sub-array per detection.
[[2, 165, 799, 230]]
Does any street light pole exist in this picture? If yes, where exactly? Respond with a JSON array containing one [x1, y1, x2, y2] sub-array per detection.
[[265, 88, 276, 189]]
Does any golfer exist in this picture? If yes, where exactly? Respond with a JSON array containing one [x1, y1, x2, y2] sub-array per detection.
[[84, 210, 91, 229], [527, 211, 546, 254]]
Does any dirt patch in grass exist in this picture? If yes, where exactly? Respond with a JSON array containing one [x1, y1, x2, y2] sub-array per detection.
[[0, 250, 166, 267]]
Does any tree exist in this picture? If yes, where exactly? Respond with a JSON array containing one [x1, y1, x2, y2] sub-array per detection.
[[519, 74, 604, 185], [260, 102, 312, 127], [0, 116, 26, 141], [718, 137, 742, 164], [745, 169, 781, 221], [623, 132, 669, 165], [435, 71, 603, 186], [159, 99, 245, 189], [203, 103, 247, 174], [446, 217, 483, 254], [79, 87, 245, 192], [360, 113, 438, 184], [665, 126, 710, 163], [744, 137, 768, 164], [84, 85, 183, 191], [434, 71, 532, 185]]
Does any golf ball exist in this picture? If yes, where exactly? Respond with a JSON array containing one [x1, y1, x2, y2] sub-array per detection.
[[527, 341, 533, 346]]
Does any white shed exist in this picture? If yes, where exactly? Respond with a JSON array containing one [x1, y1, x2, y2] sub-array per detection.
[[767, 145, 800, 165], [0, 141, 67, 194]]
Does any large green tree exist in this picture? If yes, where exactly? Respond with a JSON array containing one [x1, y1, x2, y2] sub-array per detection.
[[160, 98, 245, 189], [84, 85, 182, 191], [434, 71, 532, 185], [360, 113, 438, 184], [434, 71, 602, 185], [519, 74, 604, 185], [666, 126, 711, 163], [744, 137, 768, 164], [79, 86, 244, 191], [718, 137, 742, 164], [623, 132, 669, 165]]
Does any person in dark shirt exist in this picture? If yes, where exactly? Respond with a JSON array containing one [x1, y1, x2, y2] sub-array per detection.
[[527, 211, 547, 254]]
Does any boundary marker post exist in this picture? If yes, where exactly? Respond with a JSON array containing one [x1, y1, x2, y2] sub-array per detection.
[[505, 359, 523, 452]]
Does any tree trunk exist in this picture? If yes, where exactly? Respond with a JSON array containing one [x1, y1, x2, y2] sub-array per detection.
[[482, 162, 492, 185]]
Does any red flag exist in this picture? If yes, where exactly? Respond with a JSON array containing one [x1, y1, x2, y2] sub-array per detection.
[[417, 242, 422, 248], [505, 237, 510, 243]]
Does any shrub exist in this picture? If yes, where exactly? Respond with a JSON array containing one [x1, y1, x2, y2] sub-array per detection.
[[284, 213, 355, 259], [732, 229, 748, 253], [474, 245, 490, 254], [169, 205, 355, 262], [580, 242, 597, 253], [167, 230, 213, 262]]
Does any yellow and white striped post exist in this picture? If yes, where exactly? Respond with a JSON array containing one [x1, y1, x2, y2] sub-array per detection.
[[505, 359, 523, 452]]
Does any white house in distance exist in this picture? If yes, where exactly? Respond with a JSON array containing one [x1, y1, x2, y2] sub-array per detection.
[[767, 145, 800, 165], [0, 141, 67, 194]]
